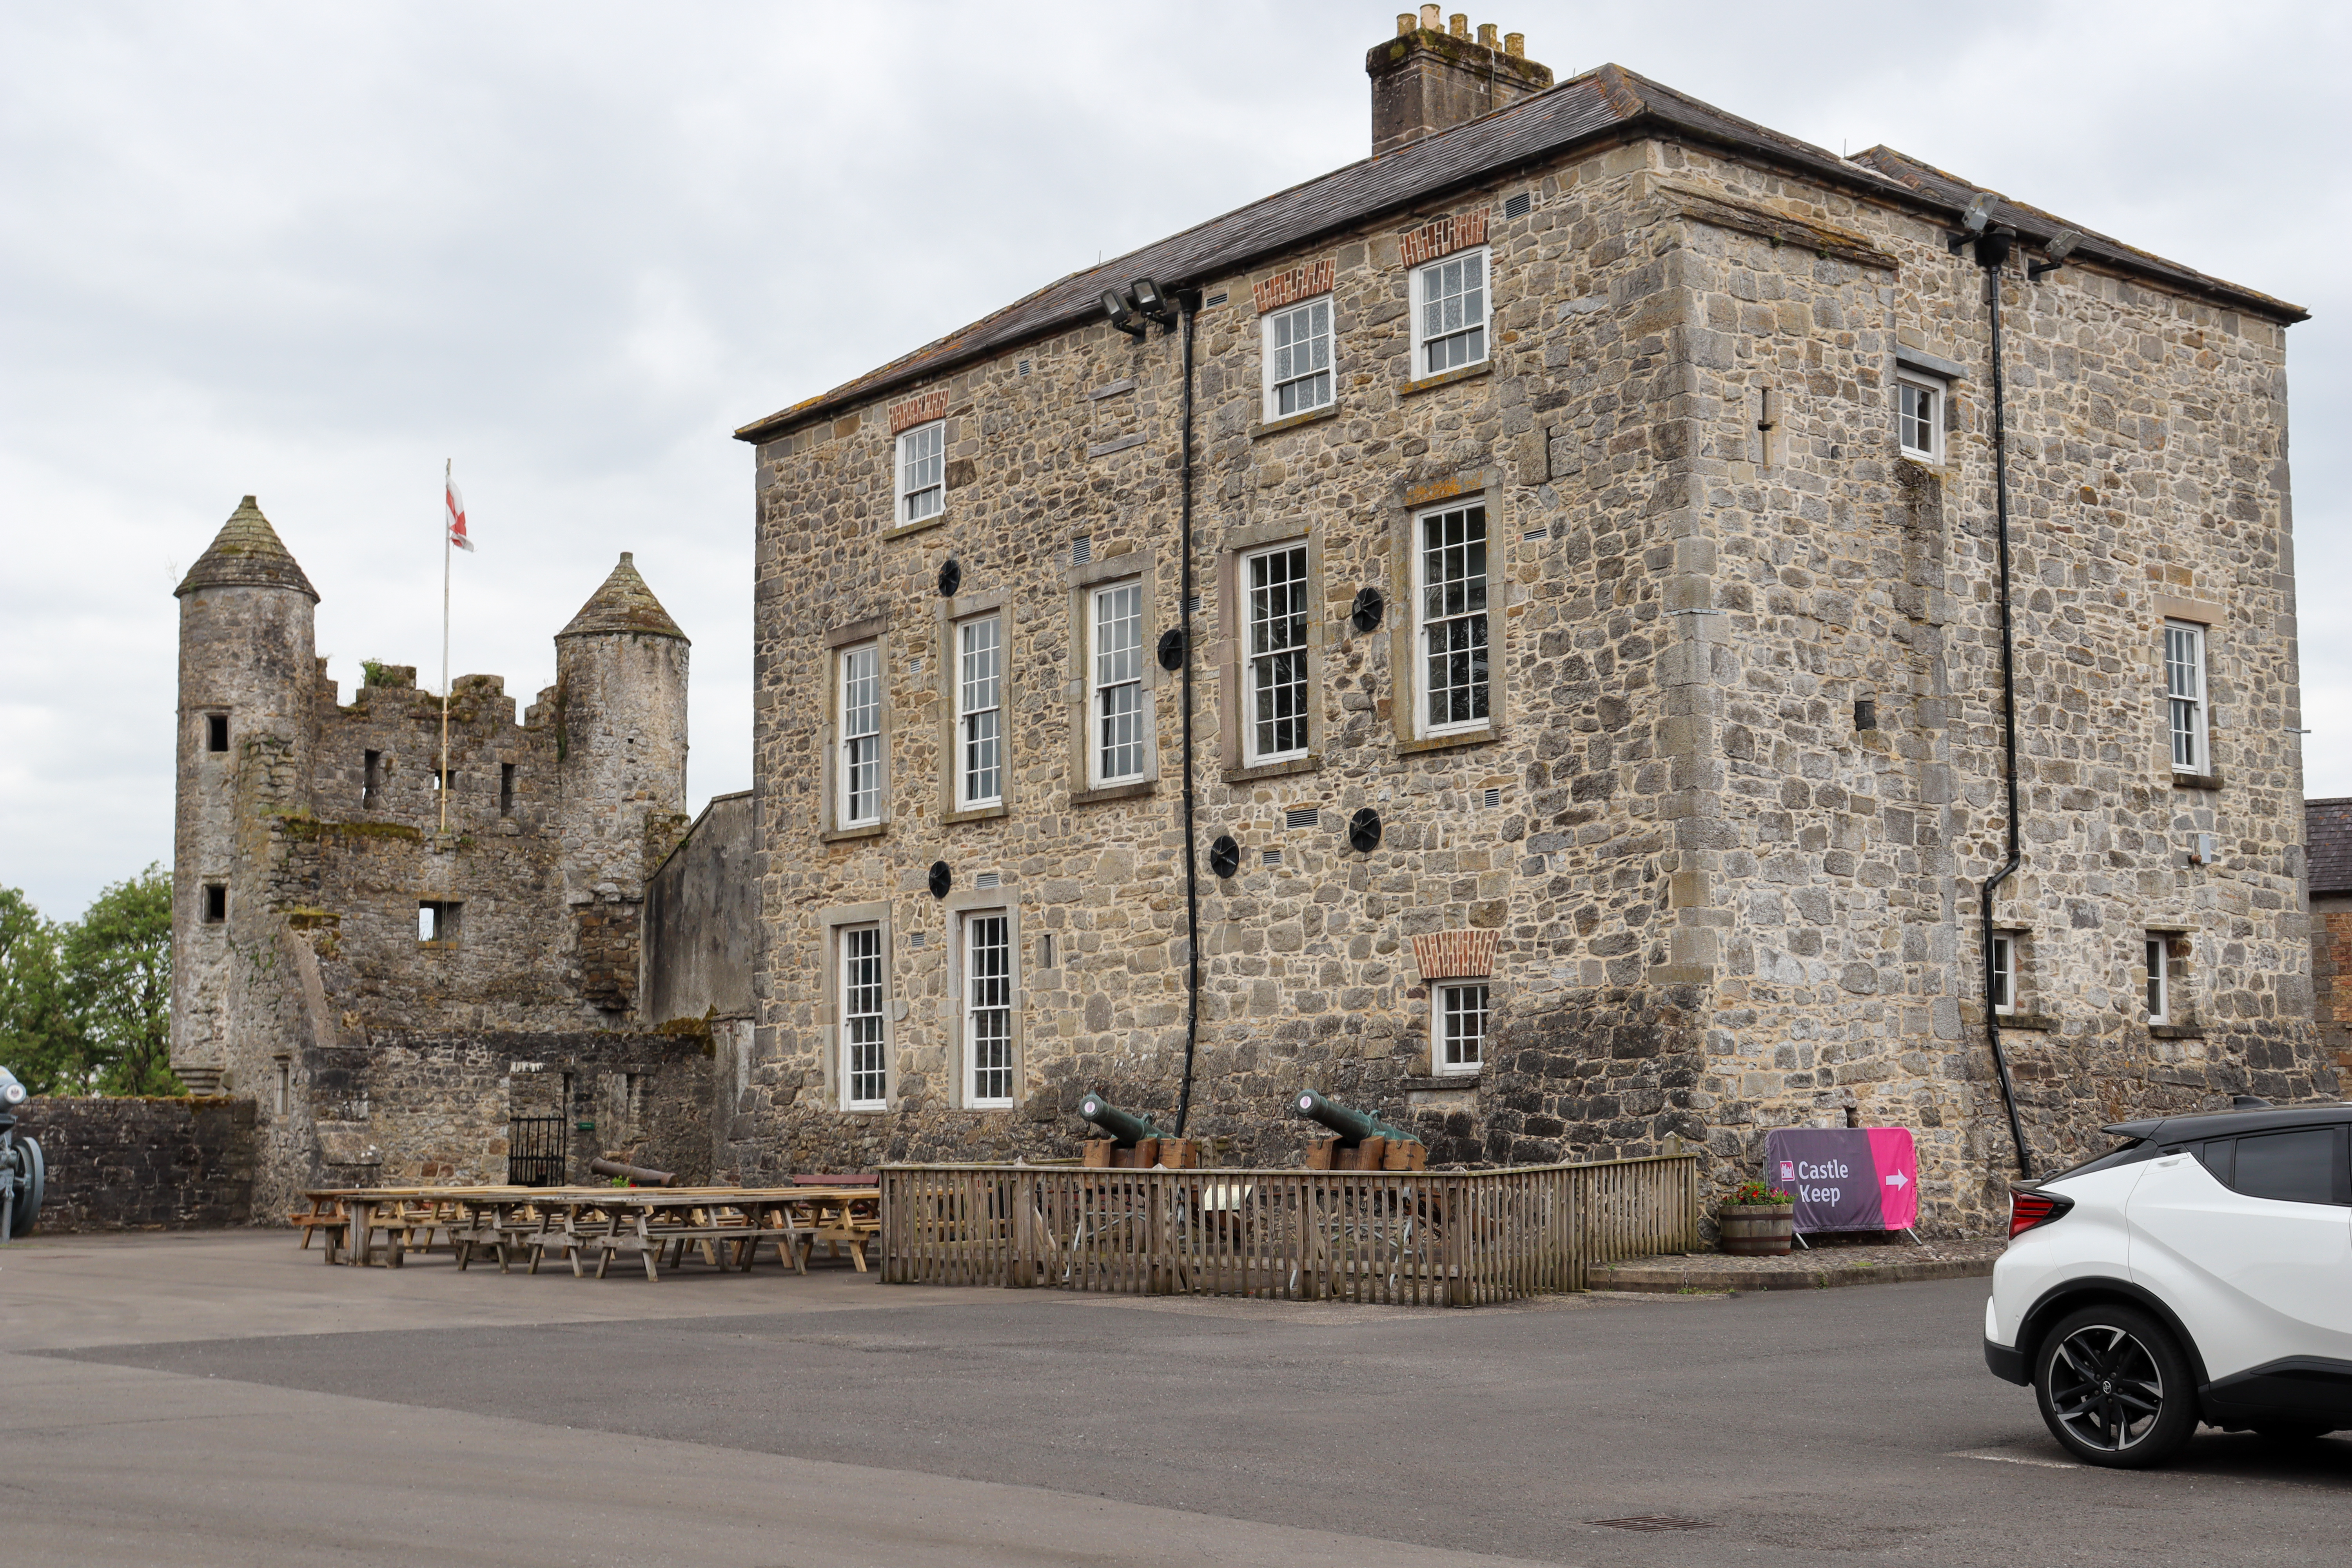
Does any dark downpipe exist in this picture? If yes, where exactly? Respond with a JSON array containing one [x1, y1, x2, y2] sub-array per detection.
[[1173, 295, 1203, 1136], [1975, 240, 2034, 1178]]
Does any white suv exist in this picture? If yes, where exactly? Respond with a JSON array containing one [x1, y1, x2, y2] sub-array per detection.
[[1984, 1100, 2352, 1467]]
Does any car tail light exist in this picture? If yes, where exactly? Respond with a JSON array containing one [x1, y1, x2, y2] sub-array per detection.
[[2009, 1188, 2073, 1238]]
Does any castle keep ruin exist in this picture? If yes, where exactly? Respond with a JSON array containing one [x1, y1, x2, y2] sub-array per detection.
[[169, 500, 737, 1215]]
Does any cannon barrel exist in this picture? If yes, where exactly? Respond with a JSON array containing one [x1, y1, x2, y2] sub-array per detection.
[[588, 1156, 678, 1187], [1293, 1088, 1417, 1147], [1078, 1092, 1163, 1148]]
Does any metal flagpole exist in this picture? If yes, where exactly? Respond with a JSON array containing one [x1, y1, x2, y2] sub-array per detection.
[[439, 457, 451, 836]]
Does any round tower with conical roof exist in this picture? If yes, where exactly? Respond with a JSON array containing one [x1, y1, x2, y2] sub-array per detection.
[[171, 496, 319, 1091], [552, 552, 690, 1012]]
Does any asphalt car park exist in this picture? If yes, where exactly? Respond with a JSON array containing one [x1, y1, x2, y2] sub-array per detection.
[[2, 1230, 2347, 1566]]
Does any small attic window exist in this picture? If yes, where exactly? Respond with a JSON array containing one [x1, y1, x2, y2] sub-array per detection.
[[206, 714, 229, 753], [1503, 191, 1532, 219]]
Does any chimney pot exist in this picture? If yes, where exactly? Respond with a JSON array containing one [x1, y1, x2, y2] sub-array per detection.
[[1504, 31, 1524, 57], [1396, 12, 1414, 34], [1449, 12, 1469, 38], [1369, 13, 1551, 155], [1477, 22, 1497, 47]]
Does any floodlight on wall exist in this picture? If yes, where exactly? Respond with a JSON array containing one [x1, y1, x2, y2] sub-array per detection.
[[1130, 276, 1180, 327], [2029, 228, 2084, 282], [1102, 287, 1147, 338], [1947, 190, 2004, 254]]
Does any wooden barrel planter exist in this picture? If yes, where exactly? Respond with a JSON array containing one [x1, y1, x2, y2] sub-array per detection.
[[1719, 1202, 1795, 1256]]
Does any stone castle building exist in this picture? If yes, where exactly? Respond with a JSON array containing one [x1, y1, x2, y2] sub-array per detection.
[[169, 499, 743, 1215], [171, 15, 2332, 1231], [729, 12, 2330, 1229]]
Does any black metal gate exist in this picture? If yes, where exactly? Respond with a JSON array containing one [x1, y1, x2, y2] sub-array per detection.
[[507, 1114, 567, 1187]]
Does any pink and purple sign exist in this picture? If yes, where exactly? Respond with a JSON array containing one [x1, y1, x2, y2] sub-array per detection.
[[1763, 1127, 1919, 1233]]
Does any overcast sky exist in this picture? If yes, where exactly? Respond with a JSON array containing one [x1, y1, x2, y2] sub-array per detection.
[[2, 0, 2345, 920]]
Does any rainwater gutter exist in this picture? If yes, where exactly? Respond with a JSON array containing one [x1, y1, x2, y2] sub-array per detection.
[[1965, 227, 2034, 1179], [1172, 291, 1203, 1137]]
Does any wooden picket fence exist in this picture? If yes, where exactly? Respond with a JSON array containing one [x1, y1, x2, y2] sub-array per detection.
[[878, 1155, 1700, 1305]]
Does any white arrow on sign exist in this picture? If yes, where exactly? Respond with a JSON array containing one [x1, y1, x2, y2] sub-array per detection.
[[1885, 1171, 1909, 1189]]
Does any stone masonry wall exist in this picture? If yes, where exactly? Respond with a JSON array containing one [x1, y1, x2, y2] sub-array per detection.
[[299, 1030, 716, 1194], [1659, 142, 2326, 1216], [746, 140, 1734, 1182], [11, 1096, 256, 1232], [2310, 894, 2352, 1081], [745, 124, 2321, 1229]]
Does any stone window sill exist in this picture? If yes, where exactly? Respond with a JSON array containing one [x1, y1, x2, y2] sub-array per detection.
[[2172, 770, 2222, 791], [942, 803, 1007, 826], [1402, 1074, 1481, 1092], [881, 514, 947, 542], [1994, 1012, 2060, 1032], [2149, 1024, 2205, 1040], [1223, 754, 1319, 784], [1399, 360, 1493, 398], [1249, 404, 1339, 440], [1087, 432, 1151, 459], [1071, 781, 1156, 807], [821, 822, 887, 844], [1397, 727, 1497, 757]]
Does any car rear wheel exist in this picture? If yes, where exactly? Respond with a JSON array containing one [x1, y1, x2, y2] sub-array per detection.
[[2034, 1305, 2197, 1468]]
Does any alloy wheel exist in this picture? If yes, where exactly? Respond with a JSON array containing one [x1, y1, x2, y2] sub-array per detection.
[[2046, 1324, 2166, 1452]]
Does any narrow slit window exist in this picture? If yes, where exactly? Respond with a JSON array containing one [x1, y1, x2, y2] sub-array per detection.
[[841, 924, 887, 1109], [957, 616, 1003, 809], [1437, 982, 1489, 1074], [838, 643, 882, 827], [499, 762, 516, 816], [2165, 621, 2209, 775], [1896, 370, 1945, 462], [1244, 543, 1311, 765], [897, 420, 945, 526], [965, 912, 1015, 1108], [1416, 503, 1490, 735], [1263, 296, 1333, 419], [205, 713, 229, 753], [1414, 248, 1488, 376], [1038, 931, 1057, 970], [1090, 581, 1146, 786], [363, 750, 382, 808], [1990, 934, 2015, 1016], [2145, 935, 2172, 1025], [274, 1059, 290, 1117], [202, 884, 227, 924]]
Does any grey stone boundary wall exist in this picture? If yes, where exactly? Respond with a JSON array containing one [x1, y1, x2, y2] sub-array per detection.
[[10, 1096, 257, 1232]]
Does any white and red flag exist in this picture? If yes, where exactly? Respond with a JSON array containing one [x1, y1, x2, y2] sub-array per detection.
[[446, 472, 474, 552]]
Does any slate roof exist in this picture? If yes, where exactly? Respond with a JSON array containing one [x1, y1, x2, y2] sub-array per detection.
[[735, 63, 2305, 445], [2307, 798, 2352, 895], [557, 552, 688, 642], [174, 495, 319, 601]]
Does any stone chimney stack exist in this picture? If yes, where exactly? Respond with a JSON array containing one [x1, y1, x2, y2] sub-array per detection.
[[1367, 9, 1552, 156]]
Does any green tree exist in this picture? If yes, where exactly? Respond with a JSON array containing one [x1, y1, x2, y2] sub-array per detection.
[[60, 866, 179, 1096], [0, 887, 87, 1093]]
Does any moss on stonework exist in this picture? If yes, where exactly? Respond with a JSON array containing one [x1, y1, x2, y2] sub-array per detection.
[[282, 907, 342, 928], [280, 818, 425, 842]]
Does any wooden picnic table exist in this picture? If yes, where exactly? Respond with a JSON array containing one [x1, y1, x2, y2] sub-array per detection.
[[297, 1185, 880, 1278]]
